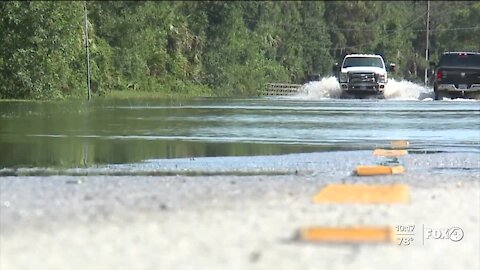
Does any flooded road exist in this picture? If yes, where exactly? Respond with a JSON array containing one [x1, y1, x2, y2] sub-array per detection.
[[2, 92, 480, 270], [1, 95, 479, 169]]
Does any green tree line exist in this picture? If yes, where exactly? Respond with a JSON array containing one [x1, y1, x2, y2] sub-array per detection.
[[0, 1, 479, 99]]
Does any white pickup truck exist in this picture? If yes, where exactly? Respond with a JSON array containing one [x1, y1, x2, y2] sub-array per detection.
[[334, 54, 395, 99]]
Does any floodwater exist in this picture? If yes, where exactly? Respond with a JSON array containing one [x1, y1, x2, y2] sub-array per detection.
[[1, 79, 479, 170]]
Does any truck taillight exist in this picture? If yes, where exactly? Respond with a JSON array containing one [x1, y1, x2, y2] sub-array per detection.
[[436, 70, 443, 81]]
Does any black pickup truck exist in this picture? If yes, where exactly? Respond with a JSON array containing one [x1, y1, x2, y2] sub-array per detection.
[[431, 52, 480, 100]]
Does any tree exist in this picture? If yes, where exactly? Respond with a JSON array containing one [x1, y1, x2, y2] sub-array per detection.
[[1, 1, 478, 99], [0, 2, 84, 99]]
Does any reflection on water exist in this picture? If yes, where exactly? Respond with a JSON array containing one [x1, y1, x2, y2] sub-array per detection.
[[0, 97, 479, 168]]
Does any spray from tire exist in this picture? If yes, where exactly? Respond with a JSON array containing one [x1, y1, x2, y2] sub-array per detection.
[[297, 76, 434, 100]]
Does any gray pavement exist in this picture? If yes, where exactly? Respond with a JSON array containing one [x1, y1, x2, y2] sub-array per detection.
[[1, 151, 479, 270]]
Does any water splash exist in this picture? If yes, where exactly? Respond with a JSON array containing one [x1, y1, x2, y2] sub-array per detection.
[[384, 79, 433, 100], [297, 77, 342, 99], [297, 76, 434, 100]]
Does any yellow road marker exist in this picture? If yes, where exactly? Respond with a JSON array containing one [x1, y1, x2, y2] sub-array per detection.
[[373, 149, 408, 157], [355, 165, 405, 176], [299, 226, 394, 243], [313, 184, 409, 204], [390, 140, 409, 149]]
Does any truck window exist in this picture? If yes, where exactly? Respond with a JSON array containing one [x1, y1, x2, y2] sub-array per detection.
[[343, 57, 384, 68], [438, 54, 480, 67]]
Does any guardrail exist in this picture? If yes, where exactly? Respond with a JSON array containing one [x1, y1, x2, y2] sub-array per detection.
[[262, 83, 303, 96]]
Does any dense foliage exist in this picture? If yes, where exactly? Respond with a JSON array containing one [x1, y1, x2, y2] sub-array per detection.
[[1, 1, 479, 99]]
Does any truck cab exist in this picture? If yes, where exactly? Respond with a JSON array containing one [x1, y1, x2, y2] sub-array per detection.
[[430, 52, 480, 100], [334, 54, 395, 99]]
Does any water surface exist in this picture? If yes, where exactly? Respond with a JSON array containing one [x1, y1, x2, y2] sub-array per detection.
[[1, 97, 479, 169]]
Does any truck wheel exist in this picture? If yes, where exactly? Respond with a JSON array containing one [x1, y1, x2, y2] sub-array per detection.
[[434, 90, 449, 100], [466, 92, 480, 100], [340, 92, 350, 99]]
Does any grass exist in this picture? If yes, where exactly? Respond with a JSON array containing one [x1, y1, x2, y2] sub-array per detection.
[[0, 98, 42, 102], [104, 90, 207, 100], [1, 90, 216, 102]]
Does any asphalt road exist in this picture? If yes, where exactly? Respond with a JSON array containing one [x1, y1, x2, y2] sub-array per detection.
[[1, 151, 479, 270]]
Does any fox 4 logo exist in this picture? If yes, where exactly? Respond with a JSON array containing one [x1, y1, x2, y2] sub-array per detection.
[[425, 227, 464, 242]]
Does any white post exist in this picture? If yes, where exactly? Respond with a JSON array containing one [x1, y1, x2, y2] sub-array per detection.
[[424, 0, 430, 86], [84, 1, 92, 101]]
